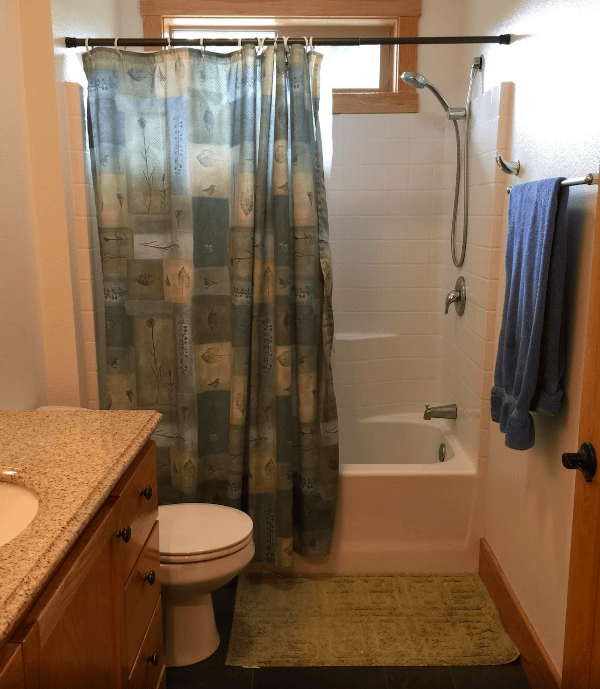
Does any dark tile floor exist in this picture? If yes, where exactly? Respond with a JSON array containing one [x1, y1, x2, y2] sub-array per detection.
[[166, 578, 532, 689]]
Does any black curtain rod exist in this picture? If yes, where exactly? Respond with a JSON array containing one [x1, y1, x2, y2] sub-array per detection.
[[65, 34, 511, 48]]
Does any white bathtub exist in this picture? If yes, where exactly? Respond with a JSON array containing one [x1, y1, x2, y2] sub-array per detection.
[[294, 413, 483, 574]]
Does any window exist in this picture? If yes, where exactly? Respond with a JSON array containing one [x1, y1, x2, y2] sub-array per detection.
[[139, 1, 422, 114]]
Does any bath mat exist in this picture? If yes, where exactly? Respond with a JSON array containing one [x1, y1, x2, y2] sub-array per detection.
[[226, 573, 519, 667]]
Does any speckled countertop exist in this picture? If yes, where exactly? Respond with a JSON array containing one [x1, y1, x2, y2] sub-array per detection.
[[0, 410, 162, 646]]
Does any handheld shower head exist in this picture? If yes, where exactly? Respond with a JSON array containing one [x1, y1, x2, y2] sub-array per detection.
[[401, 71, 452, 113], [400, 71, 430, 89]]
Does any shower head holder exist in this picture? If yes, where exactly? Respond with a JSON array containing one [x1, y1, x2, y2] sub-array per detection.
[[496, 153, 520, 176]]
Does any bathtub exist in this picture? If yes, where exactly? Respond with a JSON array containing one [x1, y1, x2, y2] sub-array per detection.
[[294, 413, 483, 574]]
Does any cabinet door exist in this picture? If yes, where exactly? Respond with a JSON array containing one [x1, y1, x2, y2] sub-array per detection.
[[0, 643, 26, 689], [26, 498, 123, 689]]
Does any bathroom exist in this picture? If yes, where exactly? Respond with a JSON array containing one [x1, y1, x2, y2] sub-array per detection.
[[1, 0, 600, 686]]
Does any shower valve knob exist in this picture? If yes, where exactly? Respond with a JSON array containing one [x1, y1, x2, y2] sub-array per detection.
[[562, 442, 596, 482]]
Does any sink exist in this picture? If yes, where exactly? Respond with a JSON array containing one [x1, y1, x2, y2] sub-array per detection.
[[0, 482, 39, 546]]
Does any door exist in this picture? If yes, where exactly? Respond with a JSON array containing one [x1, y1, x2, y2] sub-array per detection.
[[26, 500, 123, 689], [562, 169, 600, 689]]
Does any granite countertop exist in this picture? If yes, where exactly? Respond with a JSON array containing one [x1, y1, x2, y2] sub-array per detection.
[[0, 409, 162, 646]]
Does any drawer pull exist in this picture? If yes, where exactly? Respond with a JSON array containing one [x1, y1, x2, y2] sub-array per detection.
[[140, 485, 153, 500], [144, 569, 156, 585], [148, 651, 159, 666], [117, 525, 132, 543]]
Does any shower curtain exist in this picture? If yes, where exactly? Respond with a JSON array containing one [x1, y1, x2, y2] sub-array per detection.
[[83, 44, 338, 566]]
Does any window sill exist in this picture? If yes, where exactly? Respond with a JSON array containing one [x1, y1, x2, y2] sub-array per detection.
[[332, 91, 418, 114]]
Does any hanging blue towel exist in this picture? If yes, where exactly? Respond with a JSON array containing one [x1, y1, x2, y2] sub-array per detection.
[[491, 178, 570, 450]]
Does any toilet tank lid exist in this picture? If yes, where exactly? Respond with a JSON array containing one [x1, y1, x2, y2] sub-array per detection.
[[158, 503, 253, 555]]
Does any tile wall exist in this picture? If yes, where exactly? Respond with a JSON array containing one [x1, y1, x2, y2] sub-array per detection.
[[329, 84, 514, 466], [328, 113, 448, 422], [64, 82, 107, 410], [440, 82, 514, 462]]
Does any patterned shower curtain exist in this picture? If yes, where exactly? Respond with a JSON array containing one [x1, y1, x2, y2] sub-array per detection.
[[83, 44, 338, 565]]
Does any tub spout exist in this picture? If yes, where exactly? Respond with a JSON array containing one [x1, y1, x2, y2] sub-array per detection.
[[424, 404, 457, 420]]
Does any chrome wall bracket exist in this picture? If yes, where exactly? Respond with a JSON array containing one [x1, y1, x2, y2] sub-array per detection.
[[496, 153, 520, 176]]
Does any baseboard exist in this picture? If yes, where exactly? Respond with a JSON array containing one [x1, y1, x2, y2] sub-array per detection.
[[479, 539, 560, 689]]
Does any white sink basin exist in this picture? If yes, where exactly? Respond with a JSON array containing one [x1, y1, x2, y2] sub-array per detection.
[[0, 482, 39, 546]]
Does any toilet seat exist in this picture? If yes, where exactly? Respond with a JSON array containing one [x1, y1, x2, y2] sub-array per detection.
[[158, 503, 253, 564]]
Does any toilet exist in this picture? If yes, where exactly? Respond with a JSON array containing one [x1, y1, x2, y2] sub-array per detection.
[[158, 503, 254, 667]]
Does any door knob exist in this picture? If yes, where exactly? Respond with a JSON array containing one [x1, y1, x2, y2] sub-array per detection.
[[562, 442, 596, 482]]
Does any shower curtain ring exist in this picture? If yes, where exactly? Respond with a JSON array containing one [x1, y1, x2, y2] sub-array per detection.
[[283, 36, 289, 53], [166, 35, 172, 51], [238, 37, 242, 50], [309, 36, 314, 52], [114, 37, 122, 55], [199, 37, 205, 54], [257, 37, 265, 54], [84, 37, 90, 53], [303, 36, 309, 52]]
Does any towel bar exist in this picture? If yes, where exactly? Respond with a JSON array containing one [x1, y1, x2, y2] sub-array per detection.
[[507, 173, 599, 194]]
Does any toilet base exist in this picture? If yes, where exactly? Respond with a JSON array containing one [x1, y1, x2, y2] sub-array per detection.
[[162, 590, 220, 667]]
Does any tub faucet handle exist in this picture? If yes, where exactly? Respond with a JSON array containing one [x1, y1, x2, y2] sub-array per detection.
[[445, 276, 466, 316]]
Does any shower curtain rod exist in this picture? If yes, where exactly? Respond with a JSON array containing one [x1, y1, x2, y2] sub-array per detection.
[[65, 34, 511, 48]]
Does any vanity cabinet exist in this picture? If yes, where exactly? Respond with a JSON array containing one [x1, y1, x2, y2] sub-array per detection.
[[0, 440, 165, 689]]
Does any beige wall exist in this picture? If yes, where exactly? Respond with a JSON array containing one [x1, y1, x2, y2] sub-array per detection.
[[460, 0, 600, 675], [0, 0, 47, 409]]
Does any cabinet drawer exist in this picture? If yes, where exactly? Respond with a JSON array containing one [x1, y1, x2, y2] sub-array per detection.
[[128, 597, 164, 689], [112, 441, 158, 583], [125, 521, 161, 669]]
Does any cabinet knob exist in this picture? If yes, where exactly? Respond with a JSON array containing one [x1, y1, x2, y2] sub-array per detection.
[[148, 651, 159, 666], [117, 525, 132, 543], [140, 485, 153, 500], [144, 570, 156, 585]]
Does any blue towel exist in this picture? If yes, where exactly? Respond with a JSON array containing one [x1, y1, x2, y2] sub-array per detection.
[[491, 178, 570, 450]]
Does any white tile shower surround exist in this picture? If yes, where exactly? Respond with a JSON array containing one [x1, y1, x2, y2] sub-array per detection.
[[440, 83, 514, 462], [64, 82, 107, 410], [329, 84, 513, 467]]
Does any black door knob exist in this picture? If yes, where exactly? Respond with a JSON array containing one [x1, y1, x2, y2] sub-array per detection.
[[148, 651, 159, 666], [140, 485, 153, 500], [144, 570, 156, 585], [562, 442, 596, 482]]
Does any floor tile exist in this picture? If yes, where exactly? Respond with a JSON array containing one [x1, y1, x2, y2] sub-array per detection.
[[385, 665, 455, 689], [253, 666, 388, 689], [449, 664, 532, 688]]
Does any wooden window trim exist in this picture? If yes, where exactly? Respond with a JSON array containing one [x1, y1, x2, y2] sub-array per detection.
[[140, 0, 421, 114]]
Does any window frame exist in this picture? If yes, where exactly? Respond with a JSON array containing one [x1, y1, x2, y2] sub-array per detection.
[[139, 0, 422, 114]]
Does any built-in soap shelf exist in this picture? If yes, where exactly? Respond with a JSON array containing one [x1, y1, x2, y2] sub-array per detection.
[[332, 332, 399, 363]]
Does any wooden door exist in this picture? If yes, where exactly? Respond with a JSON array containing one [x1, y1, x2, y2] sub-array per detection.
[[26, 499, 123, 689], [562, 171, 600, 688]]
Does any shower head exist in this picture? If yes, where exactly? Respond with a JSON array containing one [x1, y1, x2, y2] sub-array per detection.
[[401, 71, 452, 113]]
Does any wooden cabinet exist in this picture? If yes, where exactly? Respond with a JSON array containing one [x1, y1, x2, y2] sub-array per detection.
[[0, 440, 164, 689]]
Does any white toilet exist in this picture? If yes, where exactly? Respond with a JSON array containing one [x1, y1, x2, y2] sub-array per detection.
[[158, 503, 254, 667]]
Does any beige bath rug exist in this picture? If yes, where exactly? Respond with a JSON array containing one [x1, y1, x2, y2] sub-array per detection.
[[226, 573, 519, 667]]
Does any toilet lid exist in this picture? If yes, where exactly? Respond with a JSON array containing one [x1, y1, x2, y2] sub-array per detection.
[[158, 503, 253, 556]]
